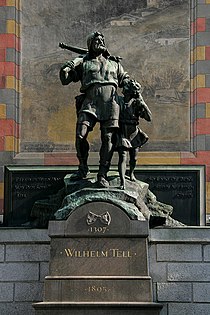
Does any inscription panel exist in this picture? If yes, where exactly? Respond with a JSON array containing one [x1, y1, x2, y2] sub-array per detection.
[[4, 166, 77, 226], [50, 238, 148, 276], [44, 278, 152, 302], [135, 167, 204, 226]]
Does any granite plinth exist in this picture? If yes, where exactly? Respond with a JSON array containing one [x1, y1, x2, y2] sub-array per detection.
[[33, 201, 162, 314]]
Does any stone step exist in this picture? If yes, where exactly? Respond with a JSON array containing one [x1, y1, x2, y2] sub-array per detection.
[[33, 301, 163, 315]]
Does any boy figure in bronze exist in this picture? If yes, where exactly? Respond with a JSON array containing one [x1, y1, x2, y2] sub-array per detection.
[[60, 32, 129, 187], [117, 79, 152, 189]]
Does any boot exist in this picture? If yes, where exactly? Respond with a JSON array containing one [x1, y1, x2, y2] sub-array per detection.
[[97, 163, 110, 188], [71, 164, 89, 180]]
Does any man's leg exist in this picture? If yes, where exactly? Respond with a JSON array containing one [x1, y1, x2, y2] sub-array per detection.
[[98, 127, 116, 187], [72, 112, 96, 180], [72, 122, 90, 179]]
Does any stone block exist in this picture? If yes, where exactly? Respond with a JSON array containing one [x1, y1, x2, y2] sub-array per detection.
[[7, 7, 18, 20], [197, 5, 210, 18], [157, 283, 192, 302], [0, 8, 7, 20], [40, 262, 49, 281], [157, 244, 202, 262], [168, 303, 210, 315], [149, 261, 167, 283], [0, 229, 50, 243], [0, 89, 17, 104], [150, 228, 210, 243], [44, 278, 152, 302], [196, 135, 206, 151], [193, 283, 210, 302], [0, 283, 14, 302], [0, 302, 35, 315], [50, 237, 148, 277], [0, 262, 39, 281], [196, 60, 210, 73], [196, 104, 206, 118], [6, 244, 50, 262], [148, 244, 168, 283], [15, 282, 43, 302], [205, 136, 210, 151], [0, 245, 4, 262], [167, 263, 210, 281], [206, 74, 210, 87], [148, 244, 157, 262], [6, 48, 20, 64], [204, 245, 210, 261], [6, 104, 19, 121], [0, 19, 6, 33]]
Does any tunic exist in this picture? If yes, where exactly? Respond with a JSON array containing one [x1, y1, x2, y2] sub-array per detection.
[[60, 54, 129, 124]]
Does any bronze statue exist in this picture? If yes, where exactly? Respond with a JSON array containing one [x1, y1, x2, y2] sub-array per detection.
[[60, 31, 129, 187], [116, 79, 152, 189]]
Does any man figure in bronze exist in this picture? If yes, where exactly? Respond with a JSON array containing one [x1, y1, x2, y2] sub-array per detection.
[[60, 32, 129, 187]]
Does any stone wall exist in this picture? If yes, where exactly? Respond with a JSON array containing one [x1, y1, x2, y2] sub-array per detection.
[[1, 228, 210, 314], [149, 227, 210, 315], [0, 229, 50, 315]]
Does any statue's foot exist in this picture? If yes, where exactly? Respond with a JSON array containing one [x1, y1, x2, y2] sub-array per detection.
[[70, 169, 90, 180], [129, 172, 136, 182], [119, 178, 125, 190], [97, 175, 109, 188]]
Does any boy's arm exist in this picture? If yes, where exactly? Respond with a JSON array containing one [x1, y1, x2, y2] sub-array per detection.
[[138, 97, 152, 122]]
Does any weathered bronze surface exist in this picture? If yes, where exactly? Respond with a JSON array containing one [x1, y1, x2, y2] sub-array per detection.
[[59, 32, 151, 188], [54, 173, 183, 228]]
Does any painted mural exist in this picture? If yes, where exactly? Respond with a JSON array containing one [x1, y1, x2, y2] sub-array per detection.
[[21, 0, 190, 153]]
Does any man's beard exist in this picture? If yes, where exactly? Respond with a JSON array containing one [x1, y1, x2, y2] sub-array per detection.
[[92, 44, 107, 54]]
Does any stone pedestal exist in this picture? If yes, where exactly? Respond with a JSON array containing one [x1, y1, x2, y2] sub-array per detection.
[[33, 202, 162, 315]]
